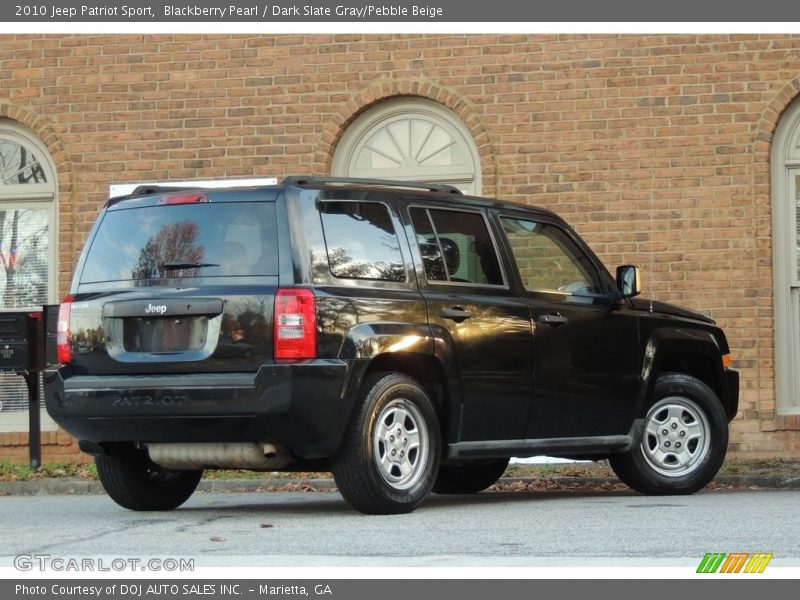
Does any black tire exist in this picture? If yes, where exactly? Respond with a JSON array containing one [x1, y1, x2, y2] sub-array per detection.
[[332, 372, 441, 515], [433, 458, 510, 494], [609, 373, 729, 495], [95, 444, 202, 511]]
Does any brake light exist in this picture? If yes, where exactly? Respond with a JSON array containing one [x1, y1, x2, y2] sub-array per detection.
[[57, 295, 74, 364], [274, 288, 316, 360], [157, 193, 208, 205]]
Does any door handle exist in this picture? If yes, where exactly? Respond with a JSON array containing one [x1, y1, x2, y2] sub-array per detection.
[[440, 307, 473, 322], [538, 313, 568, 326]]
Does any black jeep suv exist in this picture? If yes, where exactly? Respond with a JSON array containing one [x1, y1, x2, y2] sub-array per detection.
[[45, 176, 739, 514]]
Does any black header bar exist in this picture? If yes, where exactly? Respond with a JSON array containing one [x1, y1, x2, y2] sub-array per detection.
[[3, 0, 800, 23]]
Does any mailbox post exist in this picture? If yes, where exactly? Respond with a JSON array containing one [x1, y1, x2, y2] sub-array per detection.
[[0, 309, 48, 469]]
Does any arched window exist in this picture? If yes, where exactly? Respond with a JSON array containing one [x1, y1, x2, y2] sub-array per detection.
[[772, 97, 800, 415], [0, 121, 57, 421], [332, 98, 482, 195], [0, 121, 57, 309]]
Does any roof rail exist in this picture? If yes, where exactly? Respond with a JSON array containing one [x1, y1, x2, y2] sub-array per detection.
[[281, 176, 463, 195]]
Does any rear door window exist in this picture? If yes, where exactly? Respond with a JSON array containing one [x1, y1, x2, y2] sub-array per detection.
[[80, 202, 278, 284], [409, 207, 504, 286]]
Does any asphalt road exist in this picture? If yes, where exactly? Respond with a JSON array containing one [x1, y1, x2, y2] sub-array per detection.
[[1, 487, 798, 570]]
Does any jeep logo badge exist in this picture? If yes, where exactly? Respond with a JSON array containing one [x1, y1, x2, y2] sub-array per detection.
[[145, 303, 168, 315]]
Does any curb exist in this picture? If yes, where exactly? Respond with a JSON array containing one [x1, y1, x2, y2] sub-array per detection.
[[2, 474, 799, 496], [0, 478, 339, 496], [198, 478, 339, 493]]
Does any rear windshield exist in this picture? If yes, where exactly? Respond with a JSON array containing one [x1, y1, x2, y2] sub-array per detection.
[[80, 202, 278, 284]]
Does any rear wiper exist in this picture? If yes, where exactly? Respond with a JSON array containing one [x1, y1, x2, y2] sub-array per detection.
[[158, 261, 220, 271]]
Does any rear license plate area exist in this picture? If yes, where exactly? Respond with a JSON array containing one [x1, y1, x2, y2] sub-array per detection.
[[123, 317, 208, 353]]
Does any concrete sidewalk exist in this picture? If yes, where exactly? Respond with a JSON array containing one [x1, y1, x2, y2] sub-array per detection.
[[2, 472, 799, 496]]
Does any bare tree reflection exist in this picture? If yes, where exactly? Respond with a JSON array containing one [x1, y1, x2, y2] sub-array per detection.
[[132, 221, 204, 280]]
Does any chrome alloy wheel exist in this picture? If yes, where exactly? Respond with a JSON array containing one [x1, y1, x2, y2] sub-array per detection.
[[372, 398, 429, 490], [641, 396, 711, 477]]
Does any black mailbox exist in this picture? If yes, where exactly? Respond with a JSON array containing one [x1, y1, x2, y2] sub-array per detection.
[[0, 310, 44, 372], [0, 307, 54, 470]]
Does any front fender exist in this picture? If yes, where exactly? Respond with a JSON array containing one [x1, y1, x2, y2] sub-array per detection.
[[638, 326, 733, 418]]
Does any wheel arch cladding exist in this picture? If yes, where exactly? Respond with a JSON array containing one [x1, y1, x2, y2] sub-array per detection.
[[640, 327, 732, 419]]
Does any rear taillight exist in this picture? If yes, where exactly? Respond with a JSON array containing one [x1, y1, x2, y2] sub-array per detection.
[[57, 295, 74, 364], [274, 288, 316, 360]]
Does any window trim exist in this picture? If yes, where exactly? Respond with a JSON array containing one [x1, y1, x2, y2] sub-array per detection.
[[771, 97, 800, 415], [405, 203, 509, 290], [332, 98, 482, 196]]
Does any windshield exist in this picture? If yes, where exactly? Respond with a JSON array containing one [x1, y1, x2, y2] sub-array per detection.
[[80, 202, 278, 284]]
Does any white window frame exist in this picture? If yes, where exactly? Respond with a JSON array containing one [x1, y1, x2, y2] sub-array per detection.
[[772, 97, 800, 415], [0, 120, 59, 432], [332, 98, 482, 196], [0, 121, 58, 307]]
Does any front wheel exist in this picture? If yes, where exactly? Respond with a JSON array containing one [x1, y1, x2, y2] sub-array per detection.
[[95, 444, 202, 511], [609, 373, 728, 495], [333, 373, 441, 514]]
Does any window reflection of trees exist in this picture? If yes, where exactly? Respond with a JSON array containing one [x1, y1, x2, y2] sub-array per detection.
[[0, 140, 50, 308], [326, 246, 405, 282], [321, 203, 405, 282], [0, 209, 48, 308], [132, 221, 205, 281]]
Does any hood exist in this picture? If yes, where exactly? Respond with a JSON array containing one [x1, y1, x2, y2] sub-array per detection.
[[629, 298, 716, 324]]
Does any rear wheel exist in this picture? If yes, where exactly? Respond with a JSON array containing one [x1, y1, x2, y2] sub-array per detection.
[[609, 373, 728, 495], [95, 444, 202, 511], [333, 373, 440, 514], [433, 458, 509, 494]]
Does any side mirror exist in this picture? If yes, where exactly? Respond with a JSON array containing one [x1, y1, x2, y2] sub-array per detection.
[[616, 265, 642, 298]]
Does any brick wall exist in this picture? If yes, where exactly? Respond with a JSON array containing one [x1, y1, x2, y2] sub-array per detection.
[[1, 33, 799, 461], [0, 430, 90, 464]]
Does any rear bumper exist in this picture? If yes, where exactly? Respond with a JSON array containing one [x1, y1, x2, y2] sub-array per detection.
[[44, 360, 351, 459]]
